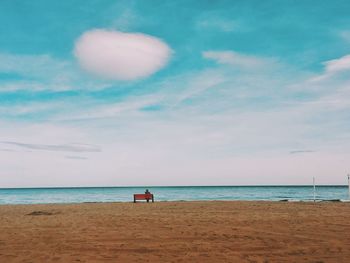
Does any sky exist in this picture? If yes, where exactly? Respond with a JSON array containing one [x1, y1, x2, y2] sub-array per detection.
[[0, 0, 350, 187]]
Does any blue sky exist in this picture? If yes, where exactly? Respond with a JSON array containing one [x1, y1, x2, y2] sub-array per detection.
[[0, 0, 350, 187]]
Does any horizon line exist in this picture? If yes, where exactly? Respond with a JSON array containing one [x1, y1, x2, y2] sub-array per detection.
[[0, 184, 348, 190]]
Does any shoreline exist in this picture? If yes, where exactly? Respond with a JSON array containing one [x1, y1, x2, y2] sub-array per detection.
[[0, 198, 349, 206]]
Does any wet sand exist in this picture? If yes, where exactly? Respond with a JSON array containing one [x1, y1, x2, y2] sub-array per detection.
[[0, 201, 349, 262]]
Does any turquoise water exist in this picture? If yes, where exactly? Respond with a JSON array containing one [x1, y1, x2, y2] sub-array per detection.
[[0, 186, 348, 204]]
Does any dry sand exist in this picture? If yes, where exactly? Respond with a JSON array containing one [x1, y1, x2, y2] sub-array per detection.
[[0, 201, 349, 262]]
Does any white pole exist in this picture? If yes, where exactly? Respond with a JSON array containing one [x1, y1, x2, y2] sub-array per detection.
[[313, 177, 316, 202], [348, 174, 350, 200]]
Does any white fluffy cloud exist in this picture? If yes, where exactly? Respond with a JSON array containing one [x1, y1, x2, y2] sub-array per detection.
[[74, 29, 172, 81]]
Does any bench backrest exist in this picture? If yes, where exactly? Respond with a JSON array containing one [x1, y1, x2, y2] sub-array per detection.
[[134, 194, 153, 199]]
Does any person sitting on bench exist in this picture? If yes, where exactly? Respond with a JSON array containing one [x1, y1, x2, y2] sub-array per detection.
[[145, 189, 151, 202]]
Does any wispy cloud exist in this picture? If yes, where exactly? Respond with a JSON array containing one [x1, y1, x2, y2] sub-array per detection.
[[0, 53, 69, 79], [0, 101, 65, 118], [195, 18, 236, 32], [172, 69, 227, 105], [0, 148, 15, 152], [110, 9, 139, 31], [339, 30, 350, 42], [289, 150, 315, 154], [0, 53, 112, 92], [52, 94, 162, 121], [202, 51, 275, 69], [310, 54, 350, 82], [323, 55, 350, 74], [65, 155, 88, 160], [1, 141, 101, 152]]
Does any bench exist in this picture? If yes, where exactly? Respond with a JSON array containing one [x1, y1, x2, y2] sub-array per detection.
[[133, 194, 154, 203]]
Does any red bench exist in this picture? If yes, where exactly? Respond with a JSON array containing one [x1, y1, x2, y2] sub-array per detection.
[[133, 194, 154, 203]]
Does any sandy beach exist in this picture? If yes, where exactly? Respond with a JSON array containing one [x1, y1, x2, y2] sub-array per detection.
[[0, 201, 349, 262]]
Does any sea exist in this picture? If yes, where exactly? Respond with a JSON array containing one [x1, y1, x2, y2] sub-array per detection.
[[0, 185, 349, 205]]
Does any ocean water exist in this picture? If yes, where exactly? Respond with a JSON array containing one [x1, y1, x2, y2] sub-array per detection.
[[0, 186, 349, 205]]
